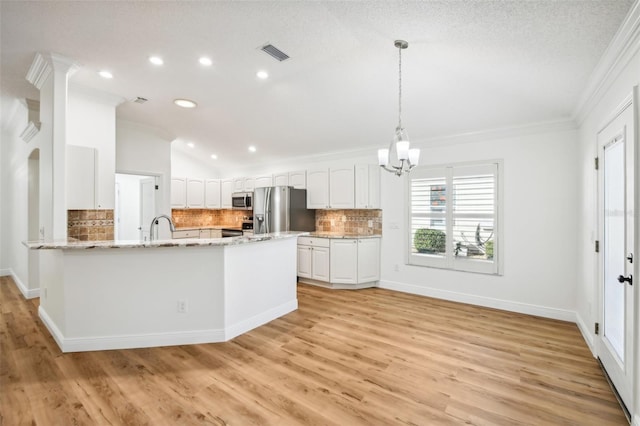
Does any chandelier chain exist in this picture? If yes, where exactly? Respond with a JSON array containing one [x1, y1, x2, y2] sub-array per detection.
[[398, 44, 402, 129]]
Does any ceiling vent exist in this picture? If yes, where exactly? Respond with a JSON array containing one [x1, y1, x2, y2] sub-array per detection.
[[133, 97, 148, 104], [260, 44, 290, 62]]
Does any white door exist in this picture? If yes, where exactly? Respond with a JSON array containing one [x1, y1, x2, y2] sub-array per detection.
[[597, 96, 635, 414], [140, 178, 156, 241]]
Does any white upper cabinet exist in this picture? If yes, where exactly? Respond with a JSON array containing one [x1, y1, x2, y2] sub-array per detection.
[[306, 169, 330, 209], [355, 164, 381, 209], [329, 167, 355, 209], [67, 145, 97, 210], [221, 179, 234, 208], [186, 178, 204, 208], [273, 171, 306, 189], [233, 178, 244, 192], [171, 177, 187, 208], [244, 177, 255, 192], [205, 179, 221, 209], [289, 170, 306, 189], [307, 167, 355, 209], [273, 173, 288, 187], [255, 175, 273, 188]]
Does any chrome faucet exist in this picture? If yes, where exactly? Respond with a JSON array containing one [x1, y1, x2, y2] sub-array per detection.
[[149, 214, 176, 241]]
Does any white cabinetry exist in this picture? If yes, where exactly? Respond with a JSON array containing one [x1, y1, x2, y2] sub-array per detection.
[[186, 178, 204, 208], [205, 179, 221, 209], [329, 239, 358, 284], [171, 177, 187, 208], [274, 170, 306, 188], [307, 167, 354, 209], [356, 238, 380, 282], [221, 179, 234, 208], [297, 237, 330, 282], [355, 165, 381, 209], [298, 237, 380, 288], [171, 177, 204, 208], [67, 145, 97, 210], [274, 173, 288, 187], [255, 175, 273, 188], [233, 177, 255, 192]]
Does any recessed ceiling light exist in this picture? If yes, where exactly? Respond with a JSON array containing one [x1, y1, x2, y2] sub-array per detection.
[[174, 99, 197, 108], [210, 154, 218, 160], [248, 146, 257, 153], [149, 56, 164, 66], [98, 70, 113, 79], [187, 142, 195, 148], [199, 57, 213, 66], [256, 70, 269, 79]]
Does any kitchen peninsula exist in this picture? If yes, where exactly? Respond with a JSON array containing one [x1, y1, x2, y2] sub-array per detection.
[[25, 232, 303, 352]]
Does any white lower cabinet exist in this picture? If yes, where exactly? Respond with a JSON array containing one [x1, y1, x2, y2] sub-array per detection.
[[298, 236, 380, 288], [297, 237, 330, 281]]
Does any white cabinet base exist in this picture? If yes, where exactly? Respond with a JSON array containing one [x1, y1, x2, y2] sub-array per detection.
[[296, 277, 377, 290]]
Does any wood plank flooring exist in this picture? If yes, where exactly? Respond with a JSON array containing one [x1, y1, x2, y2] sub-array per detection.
[[0, 275, 627, 425]]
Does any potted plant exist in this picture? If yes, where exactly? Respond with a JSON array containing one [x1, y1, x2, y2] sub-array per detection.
[[485, 240, 494, 259], [414, 228, 446, 254]]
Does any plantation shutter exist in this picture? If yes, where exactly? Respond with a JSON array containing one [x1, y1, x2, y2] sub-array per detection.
[[408, 162, 499, 274]]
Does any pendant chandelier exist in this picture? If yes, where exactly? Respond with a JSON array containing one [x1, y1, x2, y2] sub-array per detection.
[[378, 40, 420, 176]]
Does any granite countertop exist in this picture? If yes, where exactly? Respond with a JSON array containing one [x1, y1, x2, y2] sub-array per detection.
[[24, 231, 308, 250], [305, 232, 382, 239], [174, 226, 226, 231]]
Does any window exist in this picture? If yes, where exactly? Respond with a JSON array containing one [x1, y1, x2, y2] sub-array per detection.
[[408, 162, 500, 274]]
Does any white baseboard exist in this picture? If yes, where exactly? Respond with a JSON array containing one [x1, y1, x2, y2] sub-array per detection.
[[633, 413, 639, 426], [39, 299, 298, 353], [575, 312, 596, 357], [378, 279, 576, 322], [225, 299, 298, 340], [40, 305, 226, 353], [2, 268, 40, 299]]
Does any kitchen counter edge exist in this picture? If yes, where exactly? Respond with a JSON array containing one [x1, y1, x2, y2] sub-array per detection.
[[304, 233, 382, 239], [24, 231, 308, 250]]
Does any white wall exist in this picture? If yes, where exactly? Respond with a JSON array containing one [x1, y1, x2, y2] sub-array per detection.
[[171, 142, 220, 179], [189, 125, 578, 319], [116, 120, 173, 239], [67, 85, 121, 209]]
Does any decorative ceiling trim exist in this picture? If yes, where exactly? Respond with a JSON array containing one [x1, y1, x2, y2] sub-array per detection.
[[20, 121, 41, 143], [573, 1, 640, 125], [25, 53, 52, 90]]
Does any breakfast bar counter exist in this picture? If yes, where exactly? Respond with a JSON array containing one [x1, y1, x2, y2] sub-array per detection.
[[25, 232, 305, 352]]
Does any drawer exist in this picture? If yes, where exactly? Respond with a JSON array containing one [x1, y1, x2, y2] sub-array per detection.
[[298, 236, 330, 247], [211, 229, 222, 238], [173, 230, 200, 239], [199, 229, 211, 238]]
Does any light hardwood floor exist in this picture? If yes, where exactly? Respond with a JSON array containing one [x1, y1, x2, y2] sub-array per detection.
[[0, 275, 627, 425]]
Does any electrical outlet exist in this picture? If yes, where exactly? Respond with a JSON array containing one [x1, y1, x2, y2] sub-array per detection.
[[394, 264, 400, 272], [368, 220, 373, 227], [330, 219, 335, 226], [177, 299, 188, 313]]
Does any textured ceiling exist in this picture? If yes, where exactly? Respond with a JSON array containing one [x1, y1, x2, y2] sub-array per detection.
[[0, 1, 633, 169]]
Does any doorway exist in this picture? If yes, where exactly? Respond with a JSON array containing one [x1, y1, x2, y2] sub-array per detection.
[[27, 149, 40, 293], [596, 91, 636, 419], [115, 173, 157, 241]]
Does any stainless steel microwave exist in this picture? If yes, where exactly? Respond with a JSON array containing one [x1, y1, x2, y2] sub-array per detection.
[[231, 192, 253, 210]]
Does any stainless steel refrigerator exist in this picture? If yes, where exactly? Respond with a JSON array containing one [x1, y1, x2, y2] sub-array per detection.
[[253, 186, 315, 234]]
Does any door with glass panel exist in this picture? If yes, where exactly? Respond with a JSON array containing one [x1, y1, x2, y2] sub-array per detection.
[[597, 96, 635, 415]]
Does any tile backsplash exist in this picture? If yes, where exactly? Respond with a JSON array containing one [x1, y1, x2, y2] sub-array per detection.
[[68, 210, 114, 241], [315, 209, 382, 235], [172, 209, 248, 228]]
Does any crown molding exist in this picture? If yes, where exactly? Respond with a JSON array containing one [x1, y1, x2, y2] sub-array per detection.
[[25, 52, 80, 90], [69, 83, 125, 107], [25, 53, 52, 90], [20, 121, 41, 143], [573, 1, 640, 125]]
